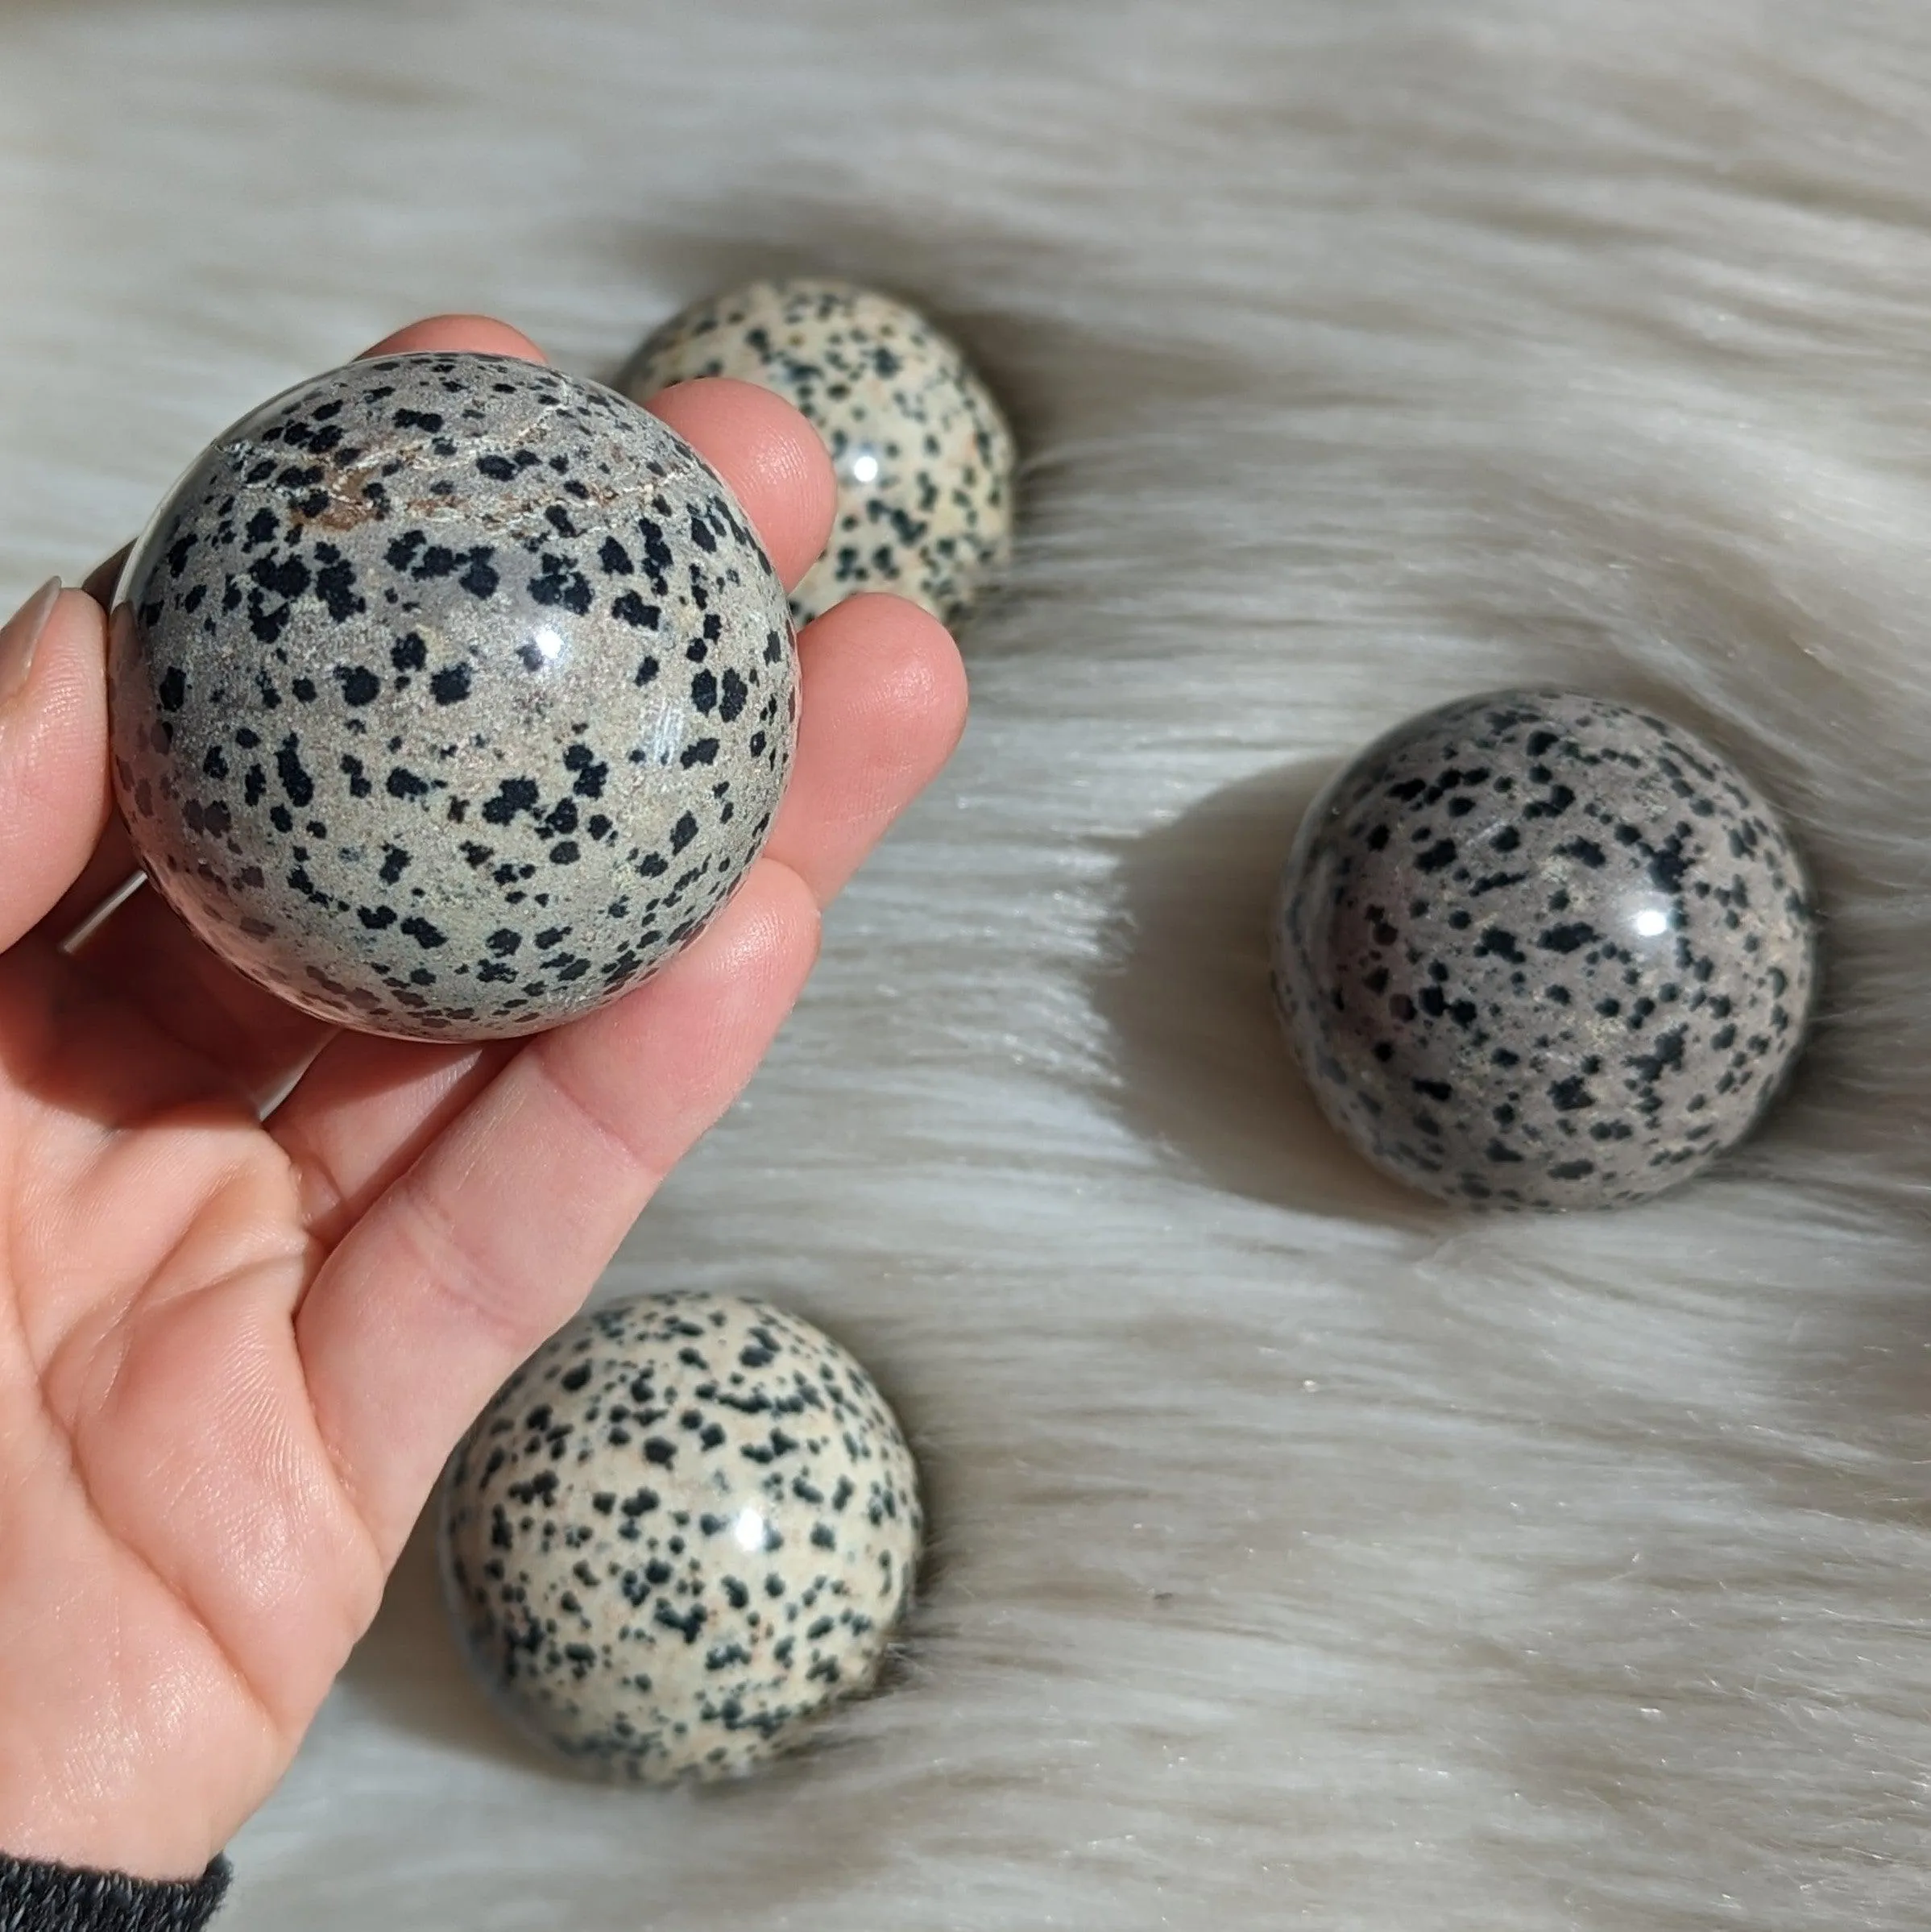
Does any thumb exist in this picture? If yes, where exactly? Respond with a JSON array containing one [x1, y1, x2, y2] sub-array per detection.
[[0, 579, 113, 952]]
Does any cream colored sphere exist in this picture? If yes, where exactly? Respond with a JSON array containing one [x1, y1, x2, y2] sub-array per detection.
[[620, 276, 1016, 626], [438, 1291, 922, 1783]]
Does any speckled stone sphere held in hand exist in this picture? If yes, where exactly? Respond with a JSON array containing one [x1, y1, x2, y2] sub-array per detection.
[[619, 276, 1015, 627], [438, 1291, 922, 1785], [1270, 689, 1818, 1209], [110, 351, 796, 1042]]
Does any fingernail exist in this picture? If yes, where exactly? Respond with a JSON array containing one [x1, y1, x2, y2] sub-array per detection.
[[0, 577, 60, 707], [81, 543, 131, 612]]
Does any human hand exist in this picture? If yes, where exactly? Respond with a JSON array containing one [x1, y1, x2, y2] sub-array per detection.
[[0, 315, 967, 1880]]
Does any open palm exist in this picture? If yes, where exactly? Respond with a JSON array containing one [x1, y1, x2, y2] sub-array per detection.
[[0, 316, 966, 1881]]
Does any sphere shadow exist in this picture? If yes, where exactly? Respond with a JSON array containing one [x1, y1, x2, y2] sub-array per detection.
[[603, 204, 1235, 448], [334, 1507, 538, 1774], [603, 200, 1278, 662], [339, 1285, 949, 1780], [1087, 758, 1439, 1225], [341, 1502, 929, 1786]]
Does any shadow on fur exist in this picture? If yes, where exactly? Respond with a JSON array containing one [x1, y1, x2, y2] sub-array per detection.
[[1087, 757, 1442, 1227]]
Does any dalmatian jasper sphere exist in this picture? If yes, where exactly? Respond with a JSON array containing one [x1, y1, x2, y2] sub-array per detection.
[[1271, 689, 1818, 1210], [437, 1291, 922, 1785], [619, 276, 1015, 627], [109, 351, 796, 1042]]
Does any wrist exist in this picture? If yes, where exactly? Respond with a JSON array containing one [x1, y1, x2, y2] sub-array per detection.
[[0, 1848, 231, 1930]]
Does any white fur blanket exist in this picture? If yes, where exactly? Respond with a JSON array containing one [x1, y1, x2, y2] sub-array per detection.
[[2, 2, 1926, 1926]]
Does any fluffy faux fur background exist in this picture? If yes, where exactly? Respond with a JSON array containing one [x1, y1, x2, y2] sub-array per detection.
[[4, 2, 1930, 1926]]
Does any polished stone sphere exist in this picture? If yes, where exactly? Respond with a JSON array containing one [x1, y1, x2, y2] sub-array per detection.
[[110, 350, 795, 1041], [438, 1291, 922, 1785], [619, 276, 1014, 627], [1270, 689, 1818, 1209]]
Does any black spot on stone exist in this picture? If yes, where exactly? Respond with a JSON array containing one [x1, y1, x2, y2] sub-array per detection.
[[1538, 922, 1598, 955], [1649, 837, 1691, 893], [483, 777, 539, 824], [529, 556, 593, 614], [563, 744, 607, 797], [275, 735, 314, 806], [313, 548, 363, 623]]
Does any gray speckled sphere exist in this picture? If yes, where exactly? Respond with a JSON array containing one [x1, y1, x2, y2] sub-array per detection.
[[110, 351, 796, 1042], [437, 1291, 922, 1785], [618, 276, 1015, 628], [1270, 689, 1818, 1209]]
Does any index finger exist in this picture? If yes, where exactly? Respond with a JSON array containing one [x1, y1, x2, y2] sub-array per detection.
[[364, 318, 838, 593]]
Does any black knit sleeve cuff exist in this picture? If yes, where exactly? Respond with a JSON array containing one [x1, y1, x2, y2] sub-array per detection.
[[0, 1851, 230, 1931]]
